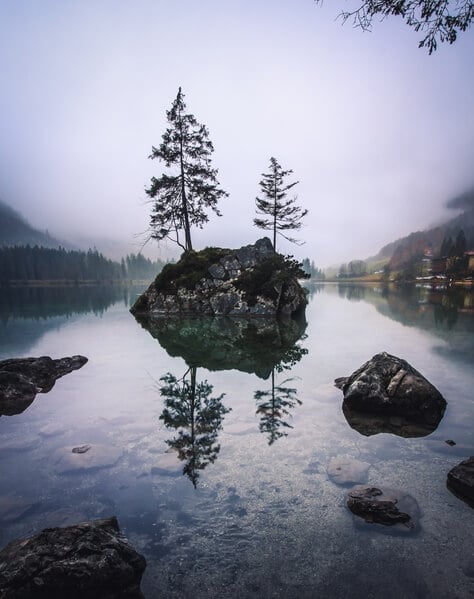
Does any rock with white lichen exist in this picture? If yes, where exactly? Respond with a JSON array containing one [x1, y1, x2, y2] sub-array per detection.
[[335, 352, 446, 427]]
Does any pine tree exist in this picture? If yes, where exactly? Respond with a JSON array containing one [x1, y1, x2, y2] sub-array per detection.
[[454, 229, 467, 257], [254, 157, 308, 252], [146, 88, 228, 251]]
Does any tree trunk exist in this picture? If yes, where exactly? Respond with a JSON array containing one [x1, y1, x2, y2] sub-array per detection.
[[273, 181, 277, 252], [178, 115, 192, 252]]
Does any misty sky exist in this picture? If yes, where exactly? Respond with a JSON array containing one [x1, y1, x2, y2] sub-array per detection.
[[1, 1, 473, 266]]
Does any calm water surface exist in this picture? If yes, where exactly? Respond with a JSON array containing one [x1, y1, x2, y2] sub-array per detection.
[[0, 283, 473, 598]]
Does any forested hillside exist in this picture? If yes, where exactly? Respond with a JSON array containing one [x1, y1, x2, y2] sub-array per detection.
[[367, 198, 474, 271], [0, 199, 64, 248], [0, 246, 163, 283]]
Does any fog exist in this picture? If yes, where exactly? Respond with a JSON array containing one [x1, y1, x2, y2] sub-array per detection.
[[1, 1, 473, 266]]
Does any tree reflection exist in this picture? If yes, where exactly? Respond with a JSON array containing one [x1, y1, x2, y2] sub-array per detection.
[[254, 343, 307, 445], [159, 367, 230, 487], [255, 369, 302, 445], [337, 283, 367, 302]]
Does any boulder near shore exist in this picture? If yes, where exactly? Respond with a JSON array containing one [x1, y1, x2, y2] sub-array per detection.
[[0, 517, 146, 598], [447, 456, 474, 506], [0, 355, 88, 416]]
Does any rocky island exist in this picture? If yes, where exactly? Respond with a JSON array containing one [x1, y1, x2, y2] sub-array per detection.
[[130, 238, 308, 318]]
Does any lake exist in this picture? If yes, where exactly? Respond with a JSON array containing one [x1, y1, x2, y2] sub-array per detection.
[[1, 283, 473, 598]]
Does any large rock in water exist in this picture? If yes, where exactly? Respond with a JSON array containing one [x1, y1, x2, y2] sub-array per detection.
[[130, 238, 307, 318], [0, 355, 88, 416], [447, 457, 474, 506], [0, 517, 146, 598], [335, 352, 446, 424]]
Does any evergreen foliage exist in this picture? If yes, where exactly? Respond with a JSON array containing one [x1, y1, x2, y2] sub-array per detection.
[[0, 246, 163, 283], [316, 0, 474, 53], [146, 88, 228, 251], [159, 368, 230, 487], [255, 370, 302, 445], [152, 247, 229, 293], [337, 260, 368, 278], [254, 157, 307, 252], [302, 258, 325, 280], [235, 254, 309, 306], [454, 229, 467, 257]]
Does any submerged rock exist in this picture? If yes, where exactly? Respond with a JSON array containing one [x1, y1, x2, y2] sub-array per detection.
[[347, 486, 420, 532], [0, 517, 146, 598], [327, 456, 370, 486], [0, 355, 88, 416], [130, 238, 307, 318], [55, 444, 122, 474], [335, 352, 446, 425], [447, 456, 474, 506]]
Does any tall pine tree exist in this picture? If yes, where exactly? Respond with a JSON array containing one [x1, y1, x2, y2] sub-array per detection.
[[254, 157, 307, 251], [146, 88, 227, 251]]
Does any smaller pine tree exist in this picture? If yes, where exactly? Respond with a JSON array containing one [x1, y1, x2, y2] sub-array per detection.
[[254, 157, 307, 251]]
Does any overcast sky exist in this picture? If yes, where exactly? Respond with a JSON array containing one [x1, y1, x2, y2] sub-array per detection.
[[1, 0, 473, 266]]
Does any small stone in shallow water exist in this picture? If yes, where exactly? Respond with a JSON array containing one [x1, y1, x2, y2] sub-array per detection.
[[72, 444, 92, 454], [327, 456, 370, 485], [55, 445, 122, 474], [445, 439, 456, 446]]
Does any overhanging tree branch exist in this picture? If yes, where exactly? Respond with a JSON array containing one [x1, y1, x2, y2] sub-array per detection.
[[315, 0, 473, 53]]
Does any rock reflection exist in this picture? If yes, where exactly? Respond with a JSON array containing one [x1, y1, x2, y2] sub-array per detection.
[[342, 404, 444, 438], [135, 315, 307, 379], [159, 367, 230, 487]]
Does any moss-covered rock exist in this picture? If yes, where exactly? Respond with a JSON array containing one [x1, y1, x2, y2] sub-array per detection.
[[130, 238, 308, 318]]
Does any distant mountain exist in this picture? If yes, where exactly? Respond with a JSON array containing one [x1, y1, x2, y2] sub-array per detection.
[[367, 196, 474, 271], [0, 199, 66, 248]]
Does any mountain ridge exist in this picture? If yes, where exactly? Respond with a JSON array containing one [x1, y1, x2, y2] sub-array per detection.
[[0, 198, 66, 249], [366, 203, 474, 270]]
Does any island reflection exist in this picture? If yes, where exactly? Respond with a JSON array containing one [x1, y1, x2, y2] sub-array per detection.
[[134, 314, 307, 379], [137, 315, 308, 481]]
